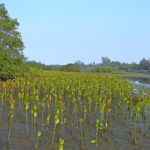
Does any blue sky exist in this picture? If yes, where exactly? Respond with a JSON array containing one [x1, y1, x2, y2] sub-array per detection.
[[1, 0, 150, 65]]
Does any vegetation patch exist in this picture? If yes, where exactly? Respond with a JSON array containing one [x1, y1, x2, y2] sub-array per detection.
[[0, 71, 150, 150]]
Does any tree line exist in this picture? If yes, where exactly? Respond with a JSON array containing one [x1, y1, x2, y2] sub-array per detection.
[[24, 57, 150, 73], [93, 57, 150, 73]]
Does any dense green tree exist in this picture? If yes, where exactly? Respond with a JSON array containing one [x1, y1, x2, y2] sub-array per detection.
[[139, 58, 150, 70], [101, 57, 111, 66], [0, 3, 25, 78], [74, 60, 85, 66]]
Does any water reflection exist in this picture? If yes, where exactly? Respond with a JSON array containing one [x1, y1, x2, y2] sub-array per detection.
[[124, 76, 150, 85], [123, 76, 150, 92]]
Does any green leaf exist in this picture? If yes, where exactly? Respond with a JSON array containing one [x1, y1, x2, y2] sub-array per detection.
[[79, 118, 83, 124], [90, 140, 96, 144], [34, 112, 37, 117], [38, 130, 41, 137], [96, 119, 100, 128], [55, 119, 59, 125], [59, 138, 64, 145], [46, 114, 50, 121], [25, 104, 29, 110]]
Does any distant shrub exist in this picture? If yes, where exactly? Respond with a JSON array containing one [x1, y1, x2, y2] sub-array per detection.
[[60, 64, 81, 72], [92, 66, 123, 74]]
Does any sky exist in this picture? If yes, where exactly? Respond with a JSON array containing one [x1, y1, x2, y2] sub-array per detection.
[[1, 0, 150, 65]]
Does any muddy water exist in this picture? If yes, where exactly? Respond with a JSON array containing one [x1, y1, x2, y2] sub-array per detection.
[[1, 102, 150, 150], [1, 105, 150, 150]]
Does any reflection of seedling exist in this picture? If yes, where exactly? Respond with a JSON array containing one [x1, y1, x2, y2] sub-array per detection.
[[46, 113, 51, 130], [24, 93, 30, 136], [59, 138, 64, 150], [133, 103, 140, 145], [79, 118, 84, 150], [31, 105, 38, 141], [144, 104, 148, 136], [100, 122, 108, 137], [52, 109, 60, 147], [72, 97, 78, 135], [46, 113, 51, 144], [95, 119, 99, 150], [90, 119, 100, 150], [83, 105, 87, 135], [87, 96, 92, 124], [8, 96, 15, 143], [41, 97, 46, 132], [35, 130, 41, 150]]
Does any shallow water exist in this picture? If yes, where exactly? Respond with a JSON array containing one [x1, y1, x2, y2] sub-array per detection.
[[123, 76, 150, 87], [1, 98, 150, 150]]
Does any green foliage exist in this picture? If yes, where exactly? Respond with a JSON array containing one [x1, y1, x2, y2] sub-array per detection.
[[25, 61, 54, 70], [0, 4, 26, 79], [60, 63, 81, 72], [81, 57, 150, 73], [37, 130, 41, 137], [100, 57, 150, 73], [101, 57, 111, 66], [139, 58, 150, 70], [0, 71, 150, 149], [92, 66, 123, 73], [90, 140, 96, 144]]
